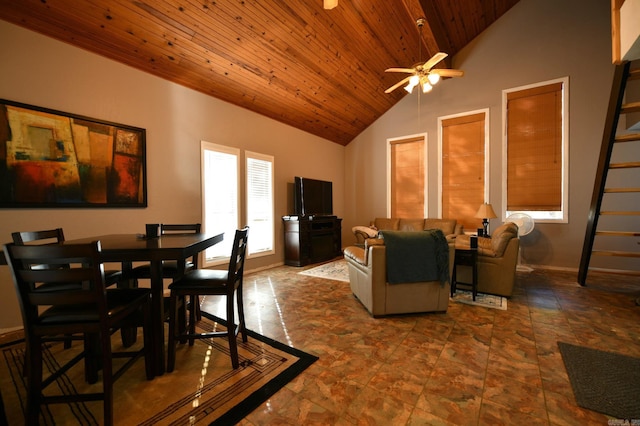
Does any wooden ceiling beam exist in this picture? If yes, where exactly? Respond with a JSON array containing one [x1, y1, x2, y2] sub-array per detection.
[[417, 0, 455, 68], [401, 0, 452, 68]]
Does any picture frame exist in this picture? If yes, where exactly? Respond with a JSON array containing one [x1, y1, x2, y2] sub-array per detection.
[[0, 99, 147, 208]]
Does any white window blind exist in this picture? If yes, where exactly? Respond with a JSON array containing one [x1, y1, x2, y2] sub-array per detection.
[[246, 152, 274, 256], [201, 141, 239, 265]]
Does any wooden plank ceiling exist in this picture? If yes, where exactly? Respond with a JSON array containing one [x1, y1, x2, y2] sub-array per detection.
[[0, 0, 519, 145]]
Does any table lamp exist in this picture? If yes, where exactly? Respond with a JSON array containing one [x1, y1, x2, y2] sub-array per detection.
[[475, 203, 497, 237]]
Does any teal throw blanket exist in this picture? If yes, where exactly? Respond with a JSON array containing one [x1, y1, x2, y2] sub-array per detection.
[[380, 229, 450, 285]]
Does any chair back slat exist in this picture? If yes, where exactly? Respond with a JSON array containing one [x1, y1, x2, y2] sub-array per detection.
[[12, 228, 65, 245], [12, 228, 69, 271], [19, 267, 95, 284], [160, 224, 201, 234], [29, 289, 98, 306]]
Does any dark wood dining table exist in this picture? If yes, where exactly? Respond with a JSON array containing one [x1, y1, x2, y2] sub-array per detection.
[[64, 232, 224, 376]]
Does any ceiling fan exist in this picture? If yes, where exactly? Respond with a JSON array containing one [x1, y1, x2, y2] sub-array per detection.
[[385, 19, 464, 94]]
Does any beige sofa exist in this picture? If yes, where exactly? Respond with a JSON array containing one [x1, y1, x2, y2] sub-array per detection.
[[454, 222, 520, 297], [344, 231, 454, 317], [352, 217, 463, 245]]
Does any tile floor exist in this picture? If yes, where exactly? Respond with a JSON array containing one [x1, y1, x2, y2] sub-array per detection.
[[202, 263, 640, 425]]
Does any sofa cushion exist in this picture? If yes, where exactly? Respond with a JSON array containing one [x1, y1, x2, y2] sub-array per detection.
[[398, 218, 425, 231], [423, 219, 456, 236], [373, 218, 400, 230]]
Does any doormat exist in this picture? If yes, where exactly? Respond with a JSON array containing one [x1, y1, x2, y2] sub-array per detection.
[[0, 313, 318, 425], [298, 258, 349, 282], [451, 290, 508, 310], [558, 341, 640, 420]]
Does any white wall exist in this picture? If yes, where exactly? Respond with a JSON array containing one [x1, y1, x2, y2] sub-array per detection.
[[0, 20, 345, 329], [345, 0, 620, 271]]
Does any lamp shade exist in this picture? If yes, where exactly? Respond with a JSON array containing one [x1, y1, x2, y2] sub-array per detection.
[[475, 203, 497, 219]]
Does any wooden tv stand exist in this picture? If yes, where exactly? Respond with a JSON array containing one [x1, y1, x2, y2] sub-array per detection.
[[283, 216, 342, 266]]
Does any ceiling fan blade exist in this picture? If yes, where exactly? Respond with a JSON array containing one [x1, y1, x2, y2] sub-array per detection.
[[431, 68, 464, 77], [385, 76, 411, 93], [423, 52, 448, 71], [385, 67, 416, 73]]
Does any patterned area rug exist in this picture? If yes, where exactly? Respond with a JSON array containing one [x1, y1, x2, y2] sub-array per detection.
[[451, 290, 508, 310], [298, 258, 349, 282], [558, 342, 640, 419], [0, 313, 317, 425]]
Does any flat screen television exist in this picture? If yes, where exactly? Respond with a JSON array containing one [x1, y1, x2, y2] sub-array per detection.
[[293, 176, 333, 217]]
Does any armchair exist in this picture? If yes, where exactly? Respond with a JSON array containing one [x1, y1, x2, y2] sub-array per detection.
[[455, 222, 520, 297]]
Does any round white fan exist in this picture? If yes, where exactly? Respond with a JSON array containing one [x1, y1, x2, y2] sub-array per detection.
[[506, 212, 534, 272], [507, 212, 534, 237]]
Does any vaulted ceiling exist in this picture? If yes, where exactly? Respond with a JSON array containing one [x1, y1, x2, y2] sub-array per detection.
[[0, 0, 520, 145]]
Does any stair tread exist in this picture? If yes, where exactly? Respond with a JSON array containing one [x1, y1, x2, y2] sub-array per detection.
[[621, 101, 640, 113], [604, 187, 640, 192], [592, 250, 640, 258], [595, 231, 640, 236], [615, 133, 640, 143], [600, 211, 640, 215], [609, 161, 640, 168]]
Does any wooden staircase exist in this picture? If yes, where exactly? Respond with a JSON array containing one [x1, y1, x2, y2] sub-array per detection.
[[578, 62, 640, 285]]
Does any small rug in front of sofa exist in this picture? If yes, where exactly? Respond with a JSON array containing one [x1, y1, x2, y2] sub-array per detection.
[[451, 290, 507, 310], [298, 259, 349, 282]]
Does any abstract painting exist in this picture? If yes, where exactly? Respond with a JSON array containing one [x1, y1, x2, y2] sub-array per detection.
[[0, 99, 146, 208]]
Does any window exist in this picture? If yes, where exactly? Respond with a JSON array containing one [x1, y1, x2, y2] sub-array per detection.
[[246, 151, 274, 257], [388, 135, 426, 217], [201, 141, 239, 266], [439, 110, 489, 231], [503, 78, 569, 222], [201, 143, 275, 266]]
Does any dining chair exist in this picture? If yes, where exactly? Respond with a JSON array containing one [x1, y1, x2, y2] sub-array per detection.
[[130, 223, 201, 281], [166, 226, 249, 371], [130, 223, 202, 319], [12, 228, 124, 287], [12, 228, 123, 352], [3, 241, 155, 426]]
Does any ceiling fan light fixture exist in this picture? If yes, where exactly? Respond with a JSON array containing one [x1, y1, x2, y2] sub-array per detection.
[[384, 19, 463, 95], [427, 73, 440, 85], [323, 0, 338, 9]]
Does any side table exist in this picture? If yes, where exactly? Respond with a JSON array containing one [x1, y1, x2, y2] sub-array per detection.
[[451, 247, 478, 301]]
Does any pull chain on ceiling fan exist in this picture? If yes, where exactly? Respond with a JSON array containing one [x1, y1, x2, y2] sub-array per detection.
[[385, 18, 464, 94]]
